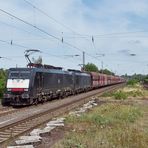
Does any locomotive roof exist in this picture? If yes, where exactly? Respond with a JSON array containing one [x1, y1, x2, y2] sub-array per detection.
[[9, 67, 90, 76]]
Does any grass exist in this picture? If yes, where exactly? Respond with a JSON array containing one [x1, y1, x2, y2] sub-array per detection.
[[101, 84, 146, 100], [66, 104, 141, 125], [54, 103, 147, 148], [53, 85, 148, 148]]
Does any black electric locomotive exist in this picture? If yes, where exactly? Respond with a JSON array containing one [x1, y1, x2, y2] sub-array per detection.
[[2, 65, 91, 106]]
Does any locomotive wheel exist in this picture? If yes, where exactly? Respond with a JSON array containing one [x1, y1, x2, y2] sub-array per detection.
[[64, 92, 69, 98], [1, 100, 9, 106], [34, 98, 38, 105], [59, 93, 64, 99], [42, 97, 47, 103], [44, 97, 47, 102]]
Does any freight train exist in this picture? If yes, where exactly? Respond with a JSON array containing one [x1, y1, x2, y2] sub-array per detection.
[[2, 64, 124, 106]]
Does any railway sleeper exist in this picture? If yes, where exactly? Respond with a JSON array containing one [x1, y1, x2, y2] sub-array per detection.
[[10, 131, 22, 136], [28, 120, 41, 125], [24, 123, 36, 128], [15, 125, 28, 129], [13, 128, 27, 132], [0, 134, 12, 138], [14, 125, 27, 130], [0, 131, 11, 135], [0, 135, 8, 139], [0, 138, 8, 142], [13, 128, 28, 133], [3, 129, 13, 133], [0, 134, 11, 138], [7, 128, 23, 133]]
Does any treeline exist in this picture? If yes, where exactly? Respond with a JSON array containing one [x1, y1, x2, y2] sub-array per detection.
[[0, 69, 7, 98], [84, 63, 115, 75], [122, 73, 148, 85]]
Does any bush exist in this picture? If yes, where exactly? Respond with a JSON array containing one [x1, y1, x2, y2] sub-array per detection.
[[127, 79, 138, 86], [113, 91, 128, 100], [127, 90, 143, 97]]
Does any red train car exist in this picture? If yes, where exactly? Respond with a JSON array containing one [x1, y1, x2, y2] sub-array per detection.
[[90, 72, 123, 88]]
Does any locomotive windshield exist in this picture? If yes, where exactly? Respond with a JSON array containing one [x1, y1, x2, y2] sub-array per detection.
[[9, 71, 30, 79]]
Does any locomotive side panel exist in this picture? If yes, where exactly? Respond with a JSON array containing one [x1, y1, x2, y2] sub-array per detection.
[[63, 73, 74, 92], [74, 73, 91, 92], [32, 70, 74, 101]]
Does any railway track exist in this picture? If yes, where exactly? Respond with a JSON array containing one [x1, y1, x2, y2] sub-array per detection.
[[0, 83, 125, 147], [0, 107, 19, 117]]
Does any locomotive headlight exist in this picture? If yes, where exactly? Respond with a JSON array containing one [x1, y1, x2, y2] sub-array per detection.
[[7, 88, 11, 91], [24, 88, 28, 91]]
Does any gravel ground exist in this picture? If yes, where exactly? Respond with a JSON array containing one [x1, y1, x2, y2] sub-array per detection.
[[35, 127, 65, 148]]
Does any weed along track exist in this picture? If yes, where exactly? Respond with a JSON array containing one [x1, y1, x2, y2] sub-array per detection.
[[0, 84, 124, 147]]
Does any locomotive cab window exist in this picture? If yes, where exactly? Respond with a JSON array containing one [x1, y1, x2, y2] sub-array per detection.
[[9, 71, 31, 79]]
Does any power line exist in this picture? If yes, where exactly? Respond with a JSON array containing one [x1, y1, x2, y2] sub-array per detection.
[[0, 39, 29, 49], [23, 0, 94, 47], [93, 31, 148, 37], [24, 0, 94, 50], [55, 29, 148, 38], [0, 38, 82, 64], [0, 8, 100, 61], [22, 0, 148, 53], [24, 1, 148, 39], [0, 9, 59, 40], [71, 30, 148, 37], [23, 0, 82, 35], [0, 20, 47, 40]]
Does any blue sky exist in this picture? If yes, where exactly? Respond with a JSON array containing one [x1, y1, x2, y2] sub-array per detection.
[[1, 0, 148, 75]]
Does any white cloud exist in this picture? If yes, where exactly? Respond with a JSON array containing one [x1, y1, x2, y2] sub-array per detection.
[[0, 0, 148, 74]]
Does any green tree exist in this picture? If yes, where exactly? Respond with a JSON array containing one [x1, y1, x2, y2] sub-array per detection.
[[100, 69, 115, 75], [84, 63, 99, 72], [0, 69, 7, 99]]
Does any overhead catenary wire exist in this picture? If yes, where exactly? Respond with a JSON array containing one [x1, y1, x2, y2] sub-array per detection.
[[1, 7, 145, 61], [93, 30, 148, 37], [0, 39, 29, 49], [0, 38, 82, 64], [23, 0, 93, 46], [2, 2, 146, 41], [64, 30, 148, 38], [24, 0, 148, 39], [0, 8, 100, 61], [0, 9, 59, 40], [23, 0, 82, 36], [0, 20, 48, 40], [22, 0, 148, 46], [0, 36, 142, 69], [2, 6, 147, 73]]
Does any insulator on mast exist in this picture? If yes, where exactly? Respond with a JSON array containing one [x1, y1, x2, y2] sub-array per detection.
[[61, 37, 63, 43], [92, 36, 94, 43], [11, 40, 13, 45], [61, 32, 64, 43]]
